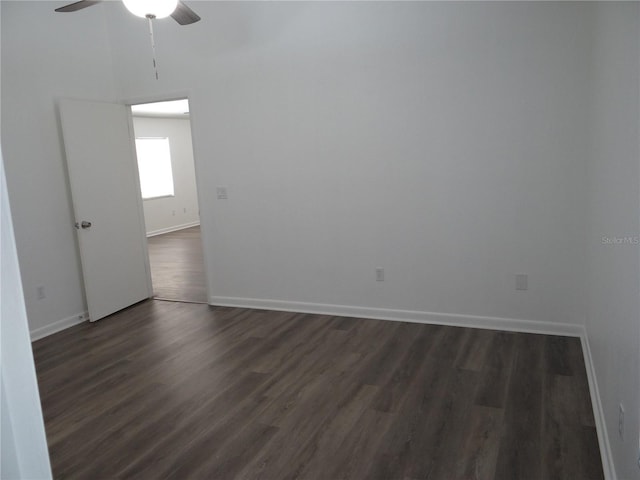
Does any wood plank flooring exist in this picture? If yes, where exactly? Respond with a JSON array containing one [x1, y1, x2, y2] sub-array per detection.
[[146, 226, 207, 303], [33, 301, 603, 479]]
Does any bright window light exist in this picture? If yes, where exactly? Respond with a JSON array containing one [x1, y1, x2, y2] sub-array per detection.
[[135, 137, 175, 199]]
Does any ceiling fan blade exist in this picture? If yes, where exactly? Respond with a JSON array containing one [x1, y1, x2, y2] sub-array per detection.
[[171, 1, 201, 25], [55, 0, 102, 12]]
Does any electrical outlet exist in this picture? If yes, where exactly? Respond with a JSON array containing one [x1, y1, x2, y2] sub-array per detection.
[[515, 274, 528, 291], [375, 268, 384, 282], [216, 187, 228, 200], [36, 285, 45, 300], [618, 403, 625, 440], [172, 210, 176, 216], [183, 207, 187, 213]]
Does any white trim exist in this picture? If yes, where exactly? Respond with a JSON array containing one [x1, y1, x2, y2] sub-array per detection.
[[146, 221, 200, 238], [30, 311, 89, 342], [580, 330, 617, 480], [125, 109, 155, 302], [208, 296, 583, 337]]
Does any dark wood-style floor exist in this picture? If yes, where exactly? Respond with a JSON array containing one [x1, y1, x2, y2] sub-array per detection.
[[33, 301, 603, 479], [147, 226, 207, 303]]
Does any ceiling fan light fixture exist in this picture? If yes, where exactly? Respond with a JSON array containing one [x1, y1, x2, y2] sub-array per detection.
[[122, 0, 178, 19]]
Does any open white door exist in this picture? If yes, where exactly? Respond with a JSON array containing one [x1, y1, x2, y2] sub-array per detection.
[[59, 99, 152, 322]]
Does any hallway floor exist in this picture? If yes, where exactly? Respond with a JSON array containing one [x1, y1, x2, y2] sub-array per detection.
[[147, 225, 207, 303]]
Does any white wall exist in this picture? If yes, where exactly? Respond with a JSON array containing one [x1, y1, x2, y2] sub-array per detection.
[[132, 116, 200, 236], [0, 1, 596, 336], [586, 4, 640, 479], [1, 151, 52, 479], [1, 1, 117, 336], [108, 2, 592, 328], [2, 2, 639, 476]]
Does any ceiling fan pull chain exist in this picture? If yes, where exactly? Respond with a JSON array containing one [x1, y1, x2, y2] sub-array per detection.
[[146, 15, 159, 80]]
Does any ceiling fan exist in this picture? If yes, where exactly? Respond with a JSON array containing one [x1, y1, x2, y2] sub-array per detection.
[[55, 0, 200, 79], [55, 0, 201, 25]]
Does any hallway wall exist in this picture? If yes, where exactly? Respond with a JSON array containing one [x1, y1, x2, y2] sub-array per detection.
[[132, 116, 200, 236]]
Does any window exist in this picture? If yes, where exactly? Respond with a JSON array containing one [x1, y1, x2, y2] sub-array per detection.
[[135, 137, 175, 199]]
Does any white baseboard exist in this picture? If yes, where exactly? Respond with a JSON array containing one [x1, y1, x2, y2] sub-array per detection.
[[146, 221, 200, 237], [30, 311, 89, 342], [208, 296, 584, 337], [580, 331, 617, 480]]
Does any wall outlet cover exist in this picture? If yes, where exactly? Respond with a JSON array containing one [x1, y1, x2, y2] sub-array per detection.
[[515, 274, 528, 291], [216, 187, 228, 200]]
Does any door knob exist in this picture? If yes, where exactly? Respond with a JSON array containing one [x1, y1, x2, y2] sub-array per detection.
[[75, 221, 92, 229]]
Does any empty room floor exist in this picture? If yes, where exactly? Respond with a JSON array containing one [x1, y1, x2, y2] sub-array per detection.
[[33, 301, 603, 479], [146, 226, 207, 303]]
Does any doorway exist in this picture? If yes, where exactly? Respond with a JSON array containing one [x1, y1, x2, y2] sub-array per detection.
[[130, 98, 207, 303]]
